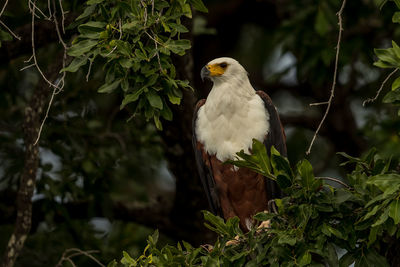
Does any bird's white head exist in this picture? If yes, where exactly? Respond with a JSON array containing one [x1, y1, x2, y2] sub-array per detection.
[[200, 57, 249, 85]]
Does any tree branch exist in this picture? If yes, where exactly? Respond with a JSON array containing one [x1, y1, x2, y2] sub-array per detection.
[[306, 0, 347, 155]]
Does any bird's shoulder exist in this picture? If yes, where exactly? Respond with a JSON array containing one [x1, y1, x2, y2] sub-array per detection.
[[195, 99, 206, 112], [255, 90, 274, 106]]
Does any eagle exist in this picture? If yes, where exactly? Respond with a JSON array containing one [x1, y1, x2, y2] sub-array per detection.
[[192, 57, 287, 231]]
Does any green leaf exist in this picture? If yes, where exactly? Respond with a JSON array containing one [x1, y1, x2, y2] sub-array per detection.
[[252, 139, 271, 175], [169, 23, 189, 33], [167, 91, 181, 105], [373, 60, 396, 68], [365, 249, 390, 267], [122, 21, 139, 31], [202, 210, 230, 236], [87, 0, 104, 4], [271, 147, 293, 179], [366, 174, 400, 191], [393, 12, 400, 23], [394, 0, 400, 9], [253, 211, 276, 221], [278, 234, 296, 246], [339, 253, 355, 267], [389, 199, 400, 224], [160, 102, 172, 121], [298, 251, 311, 266], [60, 57, 88, 72], [298, 159, 315, 191], [365, 183, 400, 208], [392, 41, 400, 59], [107, 259, 117, 267], [164, 39, 191, 55], [79, 21, 106, 32], [188, 0, 208, 12], [383, 89, 400, 103], [68, 40, 98, 57], [120, 88, 144, 109], [146, 91, 163, 109], [325, 243, 339, 267], [372, 207, 389, 227], [361, 205, 380, 221], [315, 7, 330, 36], [326, 225, 345, 239], [332, 190, 352, 204], [0, 29, 12, 41], [368, 226, 379, 246], [76, 5, 96, 20], [98, 80, 121, 93], [374, 48, 399, 66], [121, 251, 137, 265], [392, 76, 400, 91]]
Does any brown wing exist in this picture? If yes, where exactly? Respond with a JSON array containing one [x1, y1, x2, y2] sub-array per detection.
[[192, 100, 223, 216], [256, 90, 287, 200]]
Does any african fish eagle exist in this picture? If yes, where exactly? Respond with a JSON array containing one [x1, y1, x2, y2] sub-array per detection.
[[192, 57, 287, 231]]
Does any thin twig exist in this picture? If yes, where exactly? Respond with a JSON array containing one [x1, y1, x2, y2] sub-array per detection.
[[309, 101, 329, 106], [55, 248, 105, 267], [30, 1, 61, 90], [306, 0, 347, 155], [362, 68, 399, 106], [52, 0, 67, 48], [0, 20, 22, 40], [316, 176, 350, 189], [144, 30, 164, 71], [47, 0, 52, 19], [0, 0, 9, 18], [150, 30, 163, 72], [20, 63, 35, 71], [140, 0, 148, 26], [86, 57, 94, 81], [33, 0, 68, 145], [28, 0, 51, 20], [58, 0, 66, 33]]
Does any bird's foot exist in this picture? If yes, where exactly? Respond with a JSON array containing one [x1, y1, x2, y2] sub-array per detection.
[[256, 219, 271, 234], [201, 244, 214, 252], [225, 235, 240, 246]]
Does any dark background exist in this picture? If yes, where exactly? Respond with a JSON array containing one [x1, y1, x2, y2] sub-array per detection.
[[1, 0, 400, 265]]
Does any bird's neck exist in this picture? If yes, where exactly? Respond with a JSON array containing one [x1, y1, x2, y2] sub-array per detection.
[[208, 75, 255, 103]]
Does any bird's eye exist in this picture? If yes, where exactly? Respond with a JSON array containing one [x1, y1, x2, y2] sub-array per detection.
[[219, 62, 228, 68]]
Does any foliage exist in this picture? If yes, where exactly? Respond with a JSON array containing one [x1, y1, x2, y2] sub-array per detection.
[[62, 0, 207, 129], [371, 0, 400, 116], [114, 140, 400, 266]]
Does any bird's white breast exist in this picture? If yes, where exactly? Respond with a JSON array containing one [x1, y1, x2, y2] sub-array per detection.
[[196, 87, 270, 162]]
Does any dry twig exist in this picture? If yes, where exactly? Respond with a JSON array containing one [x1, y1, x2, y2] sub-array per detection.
[[55, 248, 105, 267], [306, 0, 347, 155], [316, 176, 350, 189], [362, 68, 399, 106]]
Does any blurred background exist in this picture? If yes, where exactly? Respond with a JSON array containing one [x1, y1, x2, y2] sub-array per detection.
[[1, 0, 400, 265]]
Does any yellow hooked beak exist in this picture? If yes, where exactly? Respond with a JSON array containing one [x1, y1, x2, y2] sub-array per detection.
[[207, 64, 226, 77], [201, 62, 229, 81]]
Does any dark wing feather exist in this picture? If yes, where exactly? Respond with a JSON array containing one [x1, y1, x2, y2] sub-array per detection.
[[256, 90, 287, 200], [192, 100, 223, 216]]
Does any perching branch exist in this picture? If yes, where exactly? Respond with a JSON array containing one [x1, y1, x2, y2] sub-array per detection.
[[306, 0, 347, 155], [362, 68, 399, 106]]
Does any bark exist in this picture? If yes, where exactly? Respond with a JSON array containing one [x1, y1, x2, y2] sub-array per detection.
[[1, 64, 62, 267]]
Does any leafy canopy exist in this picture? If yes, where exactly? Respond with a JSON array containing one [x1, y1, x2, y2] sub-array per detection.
[[62, 0, 207, 129], [111, 140, 400, 267]]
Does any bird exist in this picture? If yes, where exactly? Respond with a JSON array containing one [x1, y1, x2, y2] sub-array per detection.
[[192, 57, 287, 231]]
